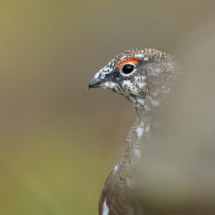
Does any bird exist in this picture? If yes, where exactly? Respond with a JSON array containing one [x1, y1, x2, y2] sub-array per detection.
[[88, 48, 179, 215]]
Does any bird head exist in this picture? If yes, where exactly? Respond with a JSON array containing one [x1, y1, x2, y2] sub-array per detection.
[[89, 48, 179, 110]]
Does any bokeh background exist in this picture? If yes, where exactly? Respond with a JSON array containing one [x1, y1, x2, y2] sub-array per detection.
[[1, 1, 215, 214]]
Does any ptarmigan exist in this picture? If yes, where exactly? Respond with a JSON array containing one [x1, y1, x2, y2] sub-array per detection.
[[89, 48, 179, 215]]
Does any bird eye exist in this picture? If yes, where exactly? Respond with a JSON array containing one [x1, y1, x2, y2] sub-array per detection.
[[122, 64, 134, 74]]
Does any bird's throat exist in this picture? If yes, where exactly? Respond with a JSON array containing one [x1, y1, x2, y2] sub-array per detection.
[[123, 107, 151, 163]]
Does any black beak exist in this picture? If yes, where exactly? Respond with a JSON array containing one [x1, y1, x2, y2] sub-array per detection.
[[88, 78, 102, 89]]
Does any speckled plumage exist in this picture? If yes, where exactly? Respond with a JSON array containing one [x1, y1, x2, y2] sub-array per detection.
[[89, 48, 180, 215]]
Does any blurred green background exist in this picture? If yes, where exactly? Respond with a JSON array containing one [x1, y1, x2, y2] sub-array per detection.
[[1, 1, 215, 214]]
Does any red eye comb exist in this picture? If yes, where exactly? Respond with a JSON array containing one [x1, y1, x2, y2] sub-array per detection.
[[118, 59, 138, 68]]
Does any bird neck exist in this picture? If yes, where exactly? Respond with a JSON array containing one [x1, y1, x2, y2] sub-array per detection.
[[123, 106, 151, 163]]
